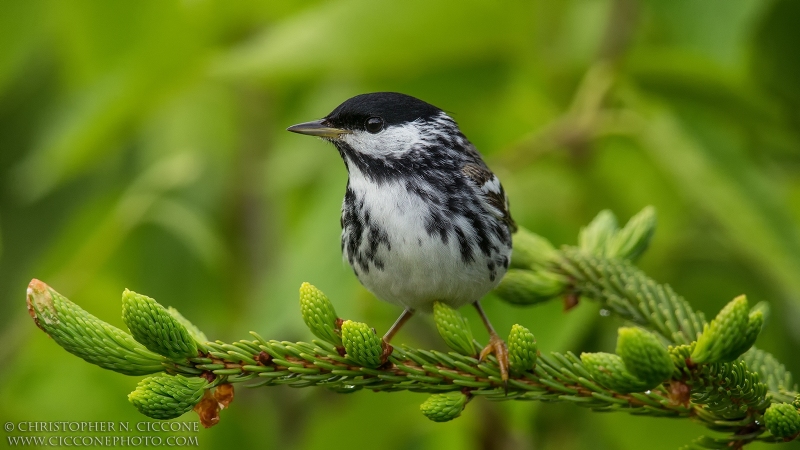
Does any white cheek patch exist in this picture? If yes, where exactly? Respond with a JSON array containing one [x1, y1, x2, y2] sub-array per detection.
[[340, 121, 425, 158]]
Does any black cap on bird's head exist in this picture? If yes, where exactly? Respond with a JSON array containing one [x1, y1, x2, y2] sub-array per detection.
[[287, 92, 444, 139]]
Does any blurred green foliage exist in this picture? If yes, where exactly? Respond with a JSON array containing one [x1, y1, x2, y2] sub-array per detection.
[[1, 0, 799, 449]]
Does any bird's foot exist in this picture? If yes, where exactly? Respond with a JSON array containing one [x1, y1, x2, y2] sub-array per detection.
[[479, 332, 509, 385], [380, 338, 394, 367], [334, 318, 346, 356]]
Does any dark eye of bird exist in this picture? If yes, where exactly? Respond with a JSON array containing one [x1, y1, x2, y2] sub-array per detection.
[[365, 117, 384, 134]]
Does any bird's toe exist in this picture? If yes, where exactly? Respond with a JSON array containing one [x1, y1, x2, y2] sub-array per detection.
[[380, 338, 394, 366], [479, 332, 509, 384]]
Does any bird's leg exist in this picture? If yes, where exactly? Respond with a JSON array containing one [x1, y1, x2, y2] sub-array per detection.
[[380, 309, 415, 363], [474, 301, 509, 384]]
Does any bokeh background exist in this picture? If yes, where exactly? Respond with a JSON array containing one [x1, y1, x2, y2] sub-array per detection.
[[1, 0, 799, 449]]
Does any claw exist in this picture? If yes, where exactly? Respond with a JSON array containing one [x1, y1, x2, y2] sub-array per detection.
[[380, 338, 394, 366], [480, 332, 509, 386]]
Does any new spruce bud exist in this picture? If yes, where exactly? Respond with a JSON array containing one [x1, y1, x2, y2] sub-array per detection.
[[26, 280, 165, 375], [751, 301, 770, 328], [764, 403, 800, 439], [616, 327, 673, 386], [738, 309, 764, 355], [494, 269, 565, 306], [667, 344, 694, 379], [510, 228, 557, 269], [122, 290, 198, 360], [581, 352, 650, 393], [605, 206, 656, 261], [299, 282, 342, 346], [420, 392, 469, 422], [128, 374, 208, 420], [508, 324, 537, 374], [341, 320, 383, 368], [433, 302, 476, 356], [579, 210, 618, 256], [691, 295, 763, 364]]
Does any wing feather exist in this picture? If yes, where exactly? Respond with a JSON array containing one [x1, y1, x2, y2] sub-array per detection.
[[461, 163, 517, 232]]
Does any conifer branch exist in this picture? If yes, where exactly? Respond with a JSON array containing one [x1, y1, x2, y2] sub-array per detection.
[[25, 207, 800, 447], [554, 248, 706, 345]]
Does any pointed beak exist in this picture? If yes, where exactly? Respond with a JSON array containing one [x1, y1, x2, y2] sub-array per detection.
[[286, 119, 350, 138]]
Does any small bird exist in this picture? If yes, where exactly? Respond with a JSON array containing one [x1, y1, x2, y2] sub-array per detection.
[[287, 92, 516, 381]]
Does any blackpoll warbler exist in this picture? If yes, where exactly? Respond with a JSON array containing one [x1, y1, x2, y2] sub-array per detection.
[[288, 92, 516, 381]]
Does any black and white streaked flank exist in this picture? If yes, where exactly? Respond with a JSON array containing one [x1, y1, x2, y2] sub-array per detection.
[[288, 92, 516, 313]]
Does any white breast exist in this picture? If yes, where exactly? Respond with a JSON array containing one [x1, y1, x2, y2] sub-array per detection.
[[342, 166, 508, 312]]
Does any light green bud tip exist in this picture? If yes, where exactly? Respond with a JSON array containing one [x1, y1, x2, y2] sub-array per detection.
[[508, 324, 537, 374], [433, 302, 475, 356], [580, 352, 651, 393], [509, 227, 556, 269], [122, 289, 198, 360], [691, 295, 763, 364], [605, 206, 656, 261], [667, 344, 694, 375], [764, 403, 800, 439], [579, 210, 618, 256], [128, 374, 208, 420], [494, 269, 565, 306], [299, 282, 342, 346], [420, 392, 469, 422], [341, 320, 383, 368], [793, 395, 800, 410], [167, 307, 208, 344], [616, 327, 673, 386], [26, 280, 165, 376]]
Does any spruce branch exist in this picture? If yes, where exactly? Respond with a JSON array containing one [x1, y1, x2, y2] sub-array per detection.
[[24, 207, 800, 446], [743, 348, 796, 404], [670, 344, 771, 419], [27, 282, 696, 420], [534, 242, 797, 406], [26, 279, 167, 376], [550, 248, 706, 345]]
